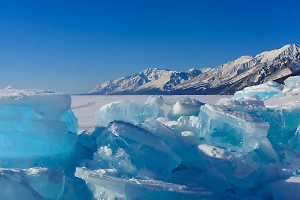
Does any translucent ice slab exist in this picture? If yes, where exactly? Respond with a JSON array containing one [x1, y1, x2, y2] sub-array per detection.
[[0, 167, 64, 199], [75, 168, 219, 200], [284, 75, 300, 89], [234, 81, 284, 100], [95, 100, 164, 125], [0, 89, 78, 160], [198, 104, 269, 152]]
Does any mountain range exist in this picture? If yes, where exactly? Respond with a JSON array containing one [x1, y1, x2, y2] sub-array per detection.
[[87, 44, 300, 95]]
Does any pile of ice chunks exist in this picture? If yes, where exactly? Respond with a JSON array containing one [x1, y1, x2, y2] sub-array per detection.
[[1, 75, 300, 200], [78, 76, 300, 199], [0, 89, 92, 199]]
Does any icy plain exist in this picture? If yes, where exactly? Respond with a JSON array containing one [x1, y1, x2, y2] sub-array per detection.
[[1, 76, 300, 199]]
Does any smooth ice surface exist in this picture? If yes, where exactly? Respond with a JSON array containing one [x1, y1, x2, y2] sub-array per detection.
[[75, 168, 218, 200], [262, 86, 300, 147], [234, 81, 283, 100], [0, 89, 78, 160], [198, 145, 260, 188], [95, 100, 164, 125], [284, 76, 300, 88], [250, 176, 300, 200], [198, 104, 269, 152], [256, 138, 279, 162], [0, 167, 64, 199]]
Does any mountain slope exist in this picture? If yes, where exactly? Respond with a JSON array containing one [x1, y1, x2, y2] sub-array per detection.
[[87, 44, 300, 95]]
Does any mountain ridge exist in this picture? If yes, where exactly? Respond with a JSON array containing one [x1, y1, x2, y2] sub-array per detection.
[[87, 44, 300, 95]]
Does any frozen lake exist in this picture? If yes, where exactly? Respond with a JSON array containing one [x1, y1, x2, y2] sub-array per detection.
[[71, 95, 231, 131]]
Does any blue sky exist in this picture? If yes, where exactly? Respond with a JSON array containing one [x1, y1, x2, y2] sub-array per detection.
[[1, 0, 300, 94]]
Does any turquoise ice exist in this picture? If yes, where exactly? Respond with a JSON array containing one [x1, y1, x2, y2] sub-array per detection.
[[95, 100, 164, 125]]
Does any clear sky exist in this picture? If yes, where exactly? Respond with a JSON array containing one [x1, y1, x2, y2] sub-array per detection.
[[1, 0, 300, 94]]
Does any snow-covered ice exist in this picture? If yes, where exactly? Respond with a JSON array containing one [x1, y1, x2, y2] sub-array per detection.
[[167, 97, 204, 120], [146, 95, 164, 106]]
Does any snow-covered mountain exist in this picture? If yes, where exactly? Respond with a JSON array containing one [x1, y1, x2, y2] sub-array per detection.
[[87, 44, 300, 95], [87, 68, 205, 94]]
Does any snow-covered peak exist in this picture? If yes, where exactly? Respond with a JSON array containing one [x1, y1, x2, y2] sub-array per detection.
[[141, 68, 171, 76], [141, 68, 172, 78], [233, 55, 254, 65], [200, 68, 212, 73], [255, 44, 300, 63], [220, 55, 253, 69], [185, 68, 202, 76], [142, 68, 158, 73], [187, 68, 197, 73]]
